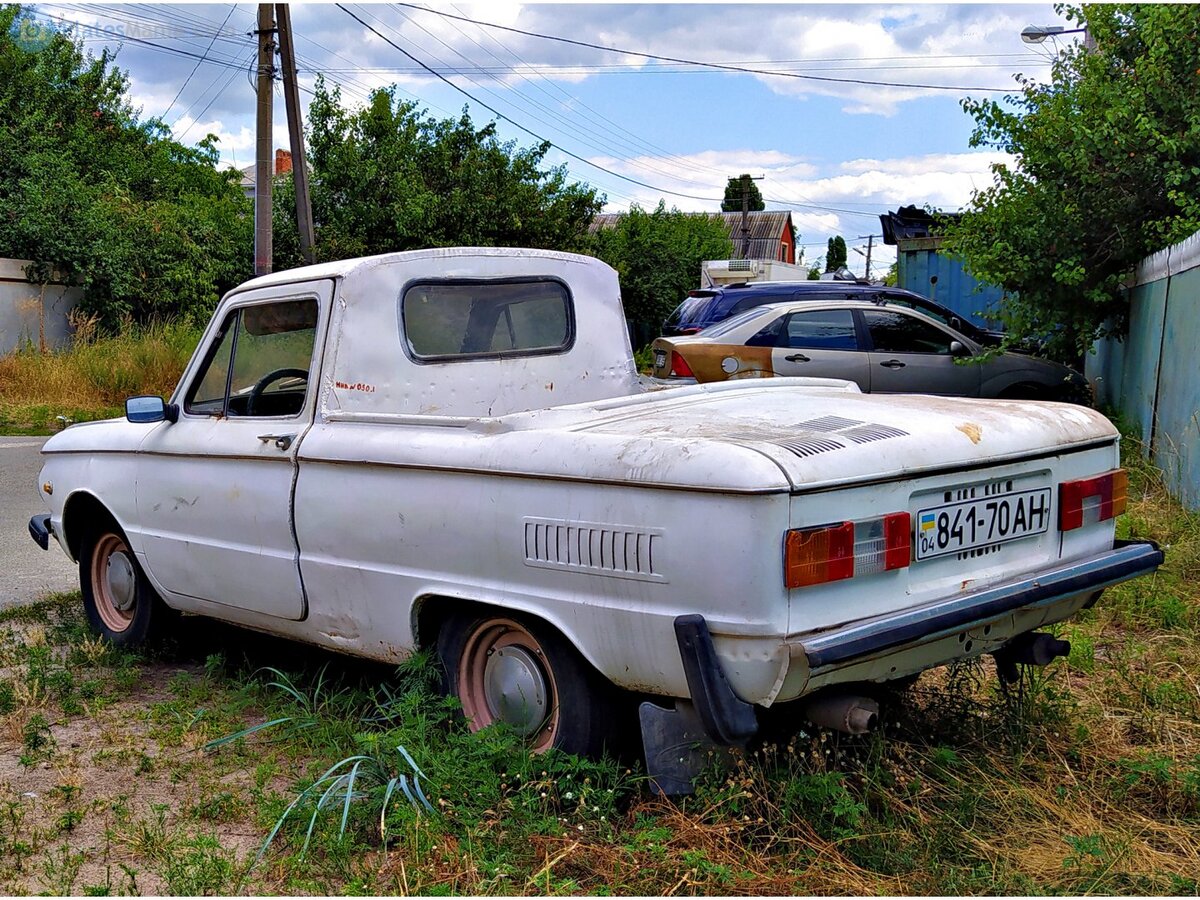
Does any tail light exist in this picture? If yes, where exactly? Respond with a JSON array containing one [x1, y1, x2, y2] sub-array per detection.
[[1059, 469, 1127, 531], [785, 512, 911, 589], [680, 327, 703, 335], [669, 351, 694, 378]]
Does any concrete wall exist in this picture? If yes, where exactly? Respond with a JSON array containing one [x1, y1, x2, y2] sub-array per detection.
[[0, 258, 82, 354], [1087, 231, 1200, 509]]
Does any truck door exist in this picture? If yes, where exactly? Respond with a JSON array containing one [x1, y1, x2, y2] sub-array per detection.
[[134, 280, 333, 620]]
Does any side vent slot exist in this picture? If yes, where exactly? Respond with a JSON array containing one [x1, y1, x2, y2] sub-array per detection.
[[524, 519, 665, 582]]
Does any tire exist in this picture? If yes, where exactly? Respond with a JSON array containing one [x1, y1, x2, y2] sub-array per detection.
[[79, 521, 174, 647], [437, 612, 617, 757], [997, 383, 1044, 401]]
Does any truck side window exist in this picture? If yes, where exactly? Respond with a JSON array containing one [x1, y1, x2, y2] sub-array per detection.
[[402, 279, 573, 360], [184, 298, 318, 417]]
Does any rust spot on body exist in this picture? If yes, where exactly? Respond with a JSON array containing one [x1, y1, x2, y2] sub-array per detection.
[[956, 423, 983, 444]]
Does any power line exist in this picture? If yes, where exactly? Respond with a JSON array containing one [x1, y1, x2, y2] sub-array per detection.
[[341, 4, 891, 219], [338, 4, 728, 205], [391, 3, 1021, 93], [32, 10, 250, 69], [375, 6, 700, 192], [160, 4, 238, 120], [176, 49, 256, 138]]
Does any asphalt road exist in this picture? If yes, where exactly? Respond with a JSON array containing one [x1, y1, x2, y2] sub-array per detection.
[[1, 436, 78, 610]]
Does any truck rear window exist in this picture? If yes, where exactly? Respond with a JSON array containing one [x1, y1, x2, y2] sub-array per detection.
[[402, 279, 573, 361]]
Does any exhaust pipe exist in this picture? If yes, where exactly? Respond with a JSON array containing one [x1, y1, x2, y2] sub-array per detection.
[[803, 695, 880, 734], [994, 631, 1071, 683], [1006, 632, 1071, 666]]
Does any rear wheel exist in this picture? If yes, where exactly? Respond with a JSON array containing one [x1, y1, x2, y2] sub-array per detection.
[[437, 612, 617, 757], [80, 522, 174, 647]]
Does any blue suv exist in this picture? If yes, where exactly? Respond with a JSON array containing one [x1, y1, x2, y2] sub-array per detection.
[[663, 281, 1006, 347]]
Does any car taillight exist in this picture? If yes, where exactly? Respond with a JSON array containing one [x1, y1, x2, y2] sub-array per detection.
[[670, 351, 694, 377], [680, 327, 703, 335], [1059, 469, 1128, 531], [785, 512, 911, 589]]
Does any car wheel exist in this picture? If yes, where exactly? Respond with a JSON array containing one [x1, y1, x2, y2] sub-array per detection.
[[437, 612, 615, 757], [80, 522, 173, 647]]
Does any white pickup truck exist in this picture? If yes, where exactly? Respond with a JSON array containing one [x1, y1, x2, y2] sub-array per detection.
[[30, 248, 1161, 785]]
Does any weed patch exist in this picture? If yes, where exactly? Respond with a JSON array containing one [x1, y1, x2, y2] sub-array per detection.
[[0, 320, 201, 433]]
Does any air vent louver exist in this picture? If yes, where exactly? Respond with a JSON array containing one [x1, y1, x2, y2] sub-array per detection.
[[524, 519, 664, 582]]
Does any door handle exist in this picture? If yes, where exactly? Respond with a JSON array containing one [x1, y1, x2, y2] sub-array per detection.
[[785, 352, 810, 362], [879, 359, 906, 369], [257, 433, 295, 451]]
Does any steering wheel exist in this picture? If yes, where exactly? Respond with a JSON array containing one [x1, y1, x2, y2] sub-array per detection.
[[246, 367, 308, 416]]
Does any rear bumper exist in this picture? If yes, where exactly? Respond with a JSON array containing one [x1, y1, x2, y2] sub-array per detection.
[[28, 514, 52, 551], [677, 539, 1163, 744], [794, 539, 1163, 675]]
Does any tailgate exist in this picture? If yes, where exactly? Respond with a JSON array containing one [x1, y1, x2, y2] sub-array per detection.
[[785, 440, 1121, 636]]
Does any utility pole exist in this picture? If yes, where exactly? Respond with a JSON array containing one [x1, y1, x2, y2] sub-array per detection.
[[276, 4, 314, 265], [739, 174, 764, 259], [856, 234, 876, 281], [254, 4, 276, 277]]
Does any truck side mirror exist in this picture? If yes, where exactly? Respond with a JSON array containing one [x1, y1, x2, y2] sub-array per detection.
[[125, 395, 178, 424]]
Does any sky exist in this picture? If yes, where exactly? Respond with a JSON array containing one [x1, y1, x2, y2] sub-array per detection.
[[26, 2, 1084, 276]]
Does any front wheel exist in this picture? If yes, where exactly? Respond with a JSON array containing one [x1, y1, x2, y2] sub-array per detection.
[[437, 612, 617, 757], [80, 524, 173, 647]]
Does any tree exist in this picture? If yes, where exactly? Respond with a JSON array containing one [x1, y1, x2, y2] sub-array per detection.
[[824, 236, 847, 272], [720, 174, 764, 213], [273, 80, 603, 268], [943, 4, 1200, 360], [0, 6, 252, 328], [587, 203, 732, 337]]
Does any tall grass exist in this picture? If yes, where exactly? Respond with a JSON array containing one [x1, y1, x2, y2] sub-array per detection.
[[0, 315, 202, 433]]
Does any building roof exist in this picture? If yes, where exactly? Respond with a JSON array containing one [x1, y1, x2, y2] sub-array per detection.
[[589, 209, 793, 260], [880, 205, 962, 245]]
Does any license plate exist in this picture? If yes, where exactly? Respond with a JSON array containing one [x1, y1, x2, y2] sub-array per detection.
[[915, 487, 1052, 560], [654, 349, 667, 369]]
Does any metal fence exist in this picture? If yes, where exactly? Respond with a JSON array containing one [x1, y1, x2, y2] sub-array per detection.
[[0, 258, 82, 354], [1086, 231, 1200, 509]]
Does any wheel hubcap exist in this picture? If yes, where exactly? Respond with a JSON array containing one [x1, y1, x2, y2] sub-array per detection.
[[459, 618, 558, 751], [90, 533, 136, 632], [483, 646, 547, 736], [106, 551, 136, 612]]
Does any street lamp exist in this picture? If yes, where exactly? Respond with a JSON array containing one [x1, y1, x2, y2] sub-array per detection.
[[1021, 24, 1090, 45]]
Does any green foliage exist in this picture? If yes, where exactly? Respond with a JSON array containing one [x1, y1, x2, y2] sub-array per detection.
[[824, 235, 847, 272], [273, 79, 602, 269], [720, 174, 764, 212], [944, 4, 1200, 360], [587, 202, 732, 328], [0, 6, 252, 328]]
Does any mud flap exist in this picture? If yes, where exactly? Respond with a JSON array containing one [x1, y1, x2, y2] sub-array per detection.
[[638, 699, 735, 795]]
